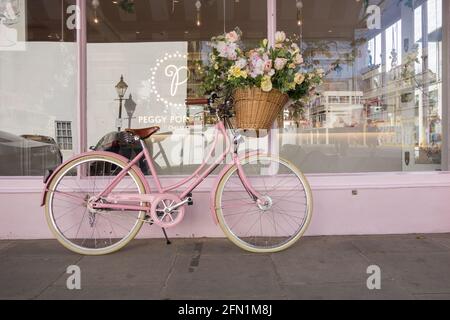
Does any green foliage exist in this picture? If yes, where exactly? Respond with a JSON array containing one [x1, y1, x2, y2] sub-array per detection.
[[201, 29, 324, 103]]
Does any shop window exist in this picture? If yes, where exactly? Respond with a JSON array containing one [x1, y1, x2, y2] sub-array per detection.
[[85, 0, 267, 176], [0, 0, 77, 176], [0, 0, 447, 178], [277, 0, 444, 173]]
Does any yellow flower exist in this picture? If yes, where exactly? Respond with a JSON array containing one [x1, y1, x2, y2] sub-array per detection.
[[288, 63, 296, 69], [261, 75, 273, 92], [228, 65, 247, 79], [229, 65, 241, 77], [214, 63, 219, 70], [294, 73, 305, 85]]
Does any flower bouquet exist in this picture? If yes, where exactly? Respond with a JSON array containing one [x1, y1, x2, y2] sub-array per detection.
[[202, 29, 325, 130]]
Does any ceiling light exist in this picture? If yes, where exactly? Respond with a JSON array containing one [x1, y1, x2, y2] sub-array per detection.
[[195, 0, 202, 27]]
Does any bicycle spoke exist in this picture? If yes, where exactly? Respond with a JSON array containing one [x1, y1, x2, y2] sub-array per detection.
[[48, 156, 145, 253], [217, 156, 311, 251]]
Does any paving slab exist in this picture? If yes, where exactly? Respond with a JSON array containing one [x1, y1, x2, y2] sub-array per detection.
[[174, 238, 248, 256], [271, 237, 373, 285], [37, 283, 163, 300], [0, 240, 79, 258], [350, 234, 449, 254], [1, 235, 450, 300], [427, 234, 450, 250], [162, 254, 286, 300], [364, 252, 450, 295], [283, 280, 414, 300], [49, 252, 176, 287], [413, 293, 450, 300], [0, 241, 15, 253], [0, 256, 80, 300]]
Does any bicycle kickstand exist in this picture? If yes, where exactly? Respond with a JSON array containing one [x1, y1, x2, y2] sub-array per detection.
[[162, 228, 172, 245]]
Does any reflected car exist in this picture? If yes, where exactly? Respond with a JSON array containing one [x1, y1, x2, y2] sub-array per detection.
[[0, 131, 63, 176]]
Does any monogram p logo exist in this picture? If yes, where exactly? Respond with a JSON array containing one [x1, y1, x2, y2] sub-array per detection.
[[165, 65, 190, 97], [149, 51, 189, 108]]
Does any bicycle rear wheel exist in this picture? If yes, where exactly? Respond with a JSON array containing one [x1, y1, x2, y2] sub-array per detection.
[[44, 154, 147, 255], [215, 155, 312, 253]]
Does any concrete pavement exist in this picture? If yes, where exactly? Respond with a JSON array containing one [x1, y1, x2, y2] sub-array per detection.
[[1, 234, 450, 300]]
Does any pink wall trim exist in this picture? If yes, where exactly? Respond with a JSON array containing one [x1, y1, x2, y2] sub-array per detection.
[[1, 184, 450, 240], [1, 171, 450, 239]]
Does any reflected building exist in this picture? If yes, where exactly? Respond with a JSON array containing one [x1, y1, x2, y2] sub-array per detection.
[[309, 91, 364, 129]]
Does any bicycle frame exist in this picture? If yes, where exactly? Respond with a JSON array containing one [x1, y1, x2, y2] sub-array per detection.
[[48, 120, 264, 214]]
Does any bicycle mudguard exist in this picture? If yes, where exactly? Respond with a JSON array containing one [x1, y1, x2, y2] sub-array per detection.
[[209, 163, 234, 224], [40, 151, 151, 207], [209, 151, 264, 224]]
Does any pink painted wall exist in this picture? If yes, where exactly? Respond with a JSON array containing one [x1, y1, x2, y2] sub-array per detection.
[[2, 173, 450, 239]]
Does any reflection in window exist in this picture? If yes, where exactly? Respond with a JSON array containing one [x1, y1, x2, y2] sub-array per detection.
[[0, 0, 77, 176], [86, 0, 267, 175], [277, 0, 444, 173], [56, 121, 73, 151], [385, 20, 402, 72]]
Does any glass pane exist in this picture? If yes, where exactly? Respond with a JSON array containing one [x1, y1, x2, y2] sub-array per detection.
[[86, 0, 267, 175], [0, 0, 78, 176], [277, 0, 444, 173]]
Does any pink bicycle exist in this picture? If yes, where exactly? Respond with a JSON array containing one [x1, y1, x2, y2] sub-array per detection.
[[41, 96, 312, 255]]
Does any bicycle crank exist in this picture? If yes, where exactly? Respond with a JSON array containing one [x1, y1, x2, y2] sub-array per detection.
[[150, 194, 186, 228]]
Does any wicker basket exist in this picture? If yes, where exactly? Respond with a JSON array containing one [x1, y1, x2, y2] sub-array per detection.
[[233, 87, 289, 131]]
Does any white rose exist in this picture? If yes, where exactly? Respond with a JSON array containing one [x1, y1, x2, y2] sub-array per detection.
[[294, 54, 304, 65], [275, 31, 286, 44]]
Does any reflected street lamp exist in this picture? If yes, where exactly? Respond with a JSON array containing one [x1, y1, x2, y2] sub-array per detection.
[[124, 94, 137, 129], [115, 75, 128, 131]]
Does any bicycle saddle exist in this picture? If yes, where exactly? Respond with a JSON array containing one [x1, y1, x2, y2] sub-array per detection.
[[125, 126, 160, 140]]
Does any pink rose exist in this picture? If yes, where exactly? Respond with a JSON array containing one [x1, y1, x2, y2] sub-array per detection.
[[263, 54, 272, 72], [226, 31, 239, 43]]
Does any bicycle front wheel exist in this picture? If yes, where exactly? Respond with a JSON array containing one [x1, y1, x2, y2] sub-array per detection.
[[44, 154, 147, 255], [215, 155, 312, 253]]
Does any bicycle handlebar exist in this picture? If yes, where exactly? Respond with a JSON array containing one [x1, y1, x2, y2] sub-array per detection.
[[185, 93, 221, 106], [185, 98, 210, 106]]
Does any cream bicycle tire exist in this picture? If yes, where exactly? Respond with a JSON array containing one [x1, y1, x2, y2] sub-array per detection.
[[44, 154, 147, 256], [215, 155, 313, 253]]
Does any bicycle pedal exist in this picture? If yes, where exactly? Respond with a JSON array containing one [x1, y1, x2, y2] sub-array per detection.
[[144, 215, 154, 225]]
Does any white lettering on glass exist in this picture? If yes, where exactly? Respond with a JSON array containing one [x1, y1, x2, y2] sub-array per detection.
[[367, 5, 381, 30], [66, 5, 80, 31], [165, 65, 189, 97]]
